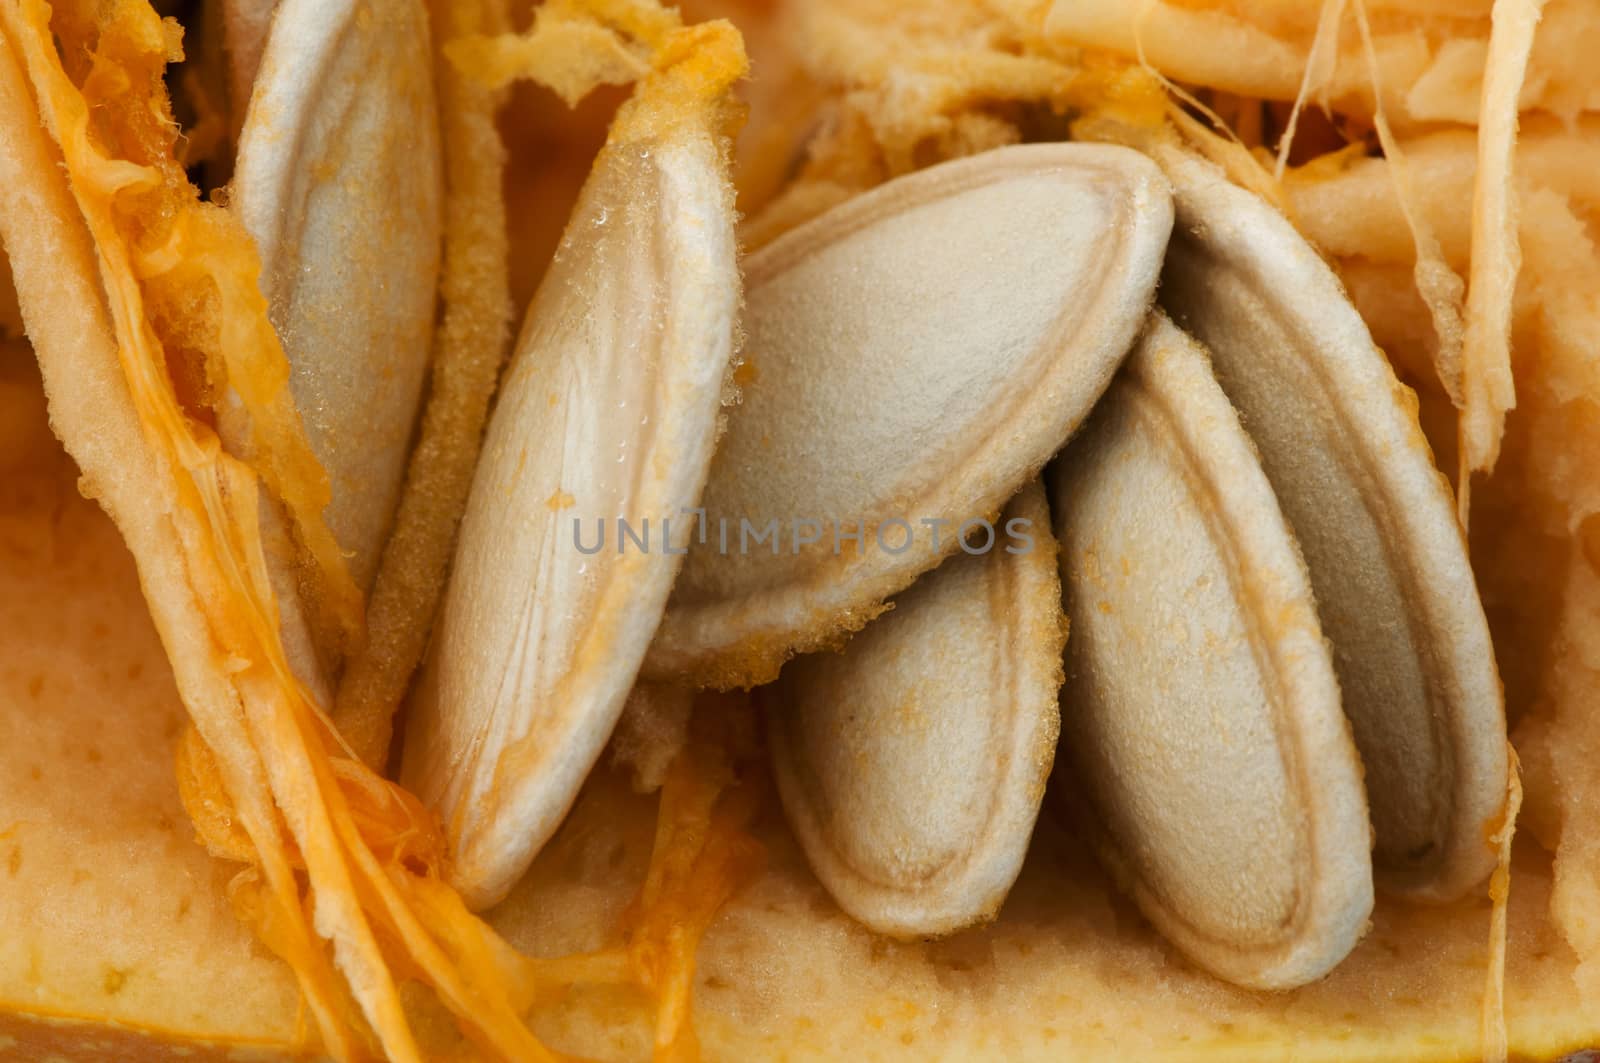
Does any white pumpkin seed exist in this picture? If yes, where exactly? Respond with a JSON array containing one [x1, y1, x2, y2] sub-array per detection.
[[1156, 147, 1508, 902], [768, 480, 1064, 938], [400, 116, 740, 910], [1050, 312, 1373, 990], [645, 143, 1173, 690], [232, 0, 442, 597]]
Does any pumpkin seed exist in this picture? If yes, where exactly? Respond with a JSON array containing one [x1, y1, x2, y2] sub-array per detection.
[[1156, 147, 1508, 902], [400, 108, 740, 910], [232, 0, 442, 597], [645, 143, 1173, 690], [1050, 312, 1373, 990], [767, 479, 1064, 938]]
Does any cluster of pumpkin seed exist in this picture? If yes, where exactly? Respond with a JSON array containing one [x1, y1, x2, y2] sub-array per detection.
[[229, 0, 1506, 991], [416, 138, 1508, 991]]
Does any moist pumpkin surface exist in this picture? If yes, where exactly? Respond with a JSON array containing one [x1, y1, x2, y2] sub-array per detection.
[[0, 355, 1589, 1061], [2, 0, 1600, 1059]]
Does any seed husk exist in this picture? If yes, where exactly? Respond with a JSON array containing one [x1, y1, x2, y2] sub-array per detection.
[[1156, 147, 1508, 902], [1050, 312, 1373, 991], [767, 480, 1064, 938], [400, 82, 742, 910], [645, 142, 1173, 691], [232, 0, 443, 599], [328, 0, 516, 770]]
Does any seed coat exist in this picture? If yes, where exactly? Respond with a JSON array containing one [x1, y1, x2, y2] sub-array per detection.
[[403, 106, 741, 911], [768, 480, 1065, 938], [1051, 312, 1373, 990], [648, 143, 1174, 690], [1157, 146, 1508, 902]]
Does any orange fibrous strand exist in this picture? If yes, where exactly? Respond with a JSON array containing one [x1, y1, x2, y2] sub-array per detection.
[[38, 0, 362, 644], [1273, 0, 1347, 179], [1458, 0, 1547, 495], [738, 1, 1171, 240], [622, 703, 766, 1061], [10, 0, 539, 1059], [187, 695, 766, 1063], [446, 0, 749, 140], [514, 699, 767, 1063], [1481, 744, 1523, 1063], [7, 0, 760, 1059]]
